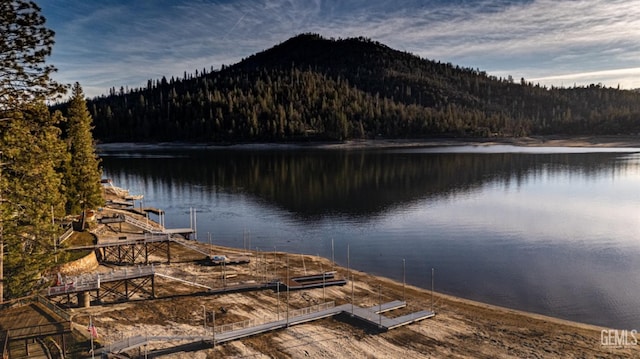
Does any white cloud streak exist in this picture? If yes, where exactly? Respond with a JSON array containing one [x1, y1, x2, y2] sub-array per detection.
[[41, 0, 640, 97]]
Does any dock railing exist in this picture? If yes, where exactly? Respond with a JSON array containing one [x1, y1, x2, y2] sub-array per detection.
[[288, 301, 335, 319], [46, 265, 156, 296], [209, 301, 335, 335], [57, 224, 74, 245], [35, 295, 71, 322]]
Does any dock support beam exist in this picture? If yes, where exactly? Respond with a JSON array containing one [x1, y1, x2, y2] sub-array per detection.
[[78, 291, 90, 308]]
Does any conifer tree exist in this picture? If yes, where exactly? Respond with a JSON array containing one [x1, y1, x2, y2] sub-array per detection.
[[65, 83, 103, 222], [0, 0, 65, 111], [1, 103, 66, 298], [1, 0, 67, 301]]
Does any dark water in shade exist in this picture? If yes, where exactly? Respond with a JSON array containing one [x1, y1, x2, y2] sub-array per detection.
[[100, 144, 640, 329]]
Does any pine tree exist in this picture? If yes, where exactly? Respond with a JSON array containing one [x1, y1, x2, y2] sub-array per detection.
[[0, 0, 66, 111], [1, 103, 66, 298], [65, 83, 103, 222], [0, 0, 67, 301]]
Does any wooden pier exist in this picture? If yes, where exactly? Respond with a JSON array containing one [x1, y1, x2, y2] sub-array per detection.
[[280, 272, 347, 290], [45, 266, 156, 307]]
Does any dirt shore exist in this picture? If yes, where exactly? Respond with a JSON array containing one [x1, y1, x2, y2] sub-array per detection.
[[314, 135, 640, 150], [96, 135, 640, 153], [68, 207, 639, 358]]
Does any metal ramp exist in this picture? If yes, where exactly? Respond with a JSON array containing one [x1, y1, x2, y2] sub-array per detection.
[[123, 215, 194, 237], [153, 272, 213, 291], [124, 215, 164, 234]]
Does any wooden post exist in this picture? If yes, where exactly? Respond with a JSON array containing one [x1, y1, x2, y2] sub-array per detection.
[[151, 275, 155, 299], [167, 240, 171, 264]]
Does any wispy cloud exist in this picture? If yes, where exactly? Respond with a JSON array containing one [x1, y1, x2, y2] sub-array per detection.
[[40, 0, 640, 97]]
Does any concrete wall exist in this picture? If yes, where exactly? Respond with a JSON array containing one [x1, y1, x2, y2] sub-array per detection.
[[56, 251, 99, 276]]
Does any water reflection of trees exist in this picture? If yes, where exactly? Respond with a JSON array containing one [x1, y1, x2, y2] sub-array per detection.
[[101, 149, 637, 219]]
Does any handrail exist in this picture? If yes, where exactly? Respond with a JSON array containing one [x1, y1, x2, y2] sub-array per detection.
[[45, 265, 155, 296], [124, 215, 163, 233], [35, 295, 71, 322], [57, 225, 74, 245], [2, 322, 70, 341], [2, 330, 9, 359]]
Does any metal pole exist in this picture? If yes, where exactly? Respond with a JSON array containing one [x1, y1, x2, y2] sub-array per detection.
[[402, 258, 406, 302], [223, 261, 226, 288], [379, 285, 382, 328], [277, 281, 280, 320], [347, 244, 350, 284], [52, 205, 57, 263], [431, 267, 435, 313], [286, 254, 290, 326], [351, 273, 354, 316], [320, 258, 325, 303], [90, 315, 95, 359], [202, 305, 206, 329], [331, 238, 335, 272], [213, 310, 216, 349]]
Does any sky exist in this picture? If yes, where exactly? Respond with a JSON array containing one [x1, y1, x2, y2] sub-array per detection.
[[39, 0, 640, 98]]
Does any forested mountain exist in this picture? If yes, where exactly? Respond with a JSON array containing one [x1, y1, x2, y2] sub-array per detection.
[[82, 34, 640, 142]]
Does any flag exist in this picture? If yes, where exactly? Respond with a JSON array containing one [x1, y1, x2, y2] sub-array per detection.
[[88, 318, 98, 339]]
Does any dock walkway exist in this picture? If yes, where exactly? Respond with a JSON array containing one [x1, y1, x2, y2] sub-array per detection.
[[100, 300, 435, 355], [45, 266, 155, 296]]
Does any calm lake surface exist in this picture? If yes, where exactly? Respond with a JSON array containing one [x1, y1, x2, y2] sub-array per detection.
[[100, 144, 640, 329]]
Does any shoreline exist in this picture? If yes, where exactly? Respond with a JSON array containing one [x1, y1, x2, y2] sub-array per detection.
[[82, 146, 640, 357], [96, 135, 640, 152], [69, 205, 637, 358]]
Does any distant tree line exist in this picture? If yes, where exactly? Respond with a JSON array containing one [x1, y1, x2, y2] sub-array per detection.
[[80, 34, 640, 143]]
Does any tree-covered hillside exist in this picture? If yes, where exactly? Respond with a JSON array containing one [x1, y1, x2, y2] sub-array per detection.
[[84, 34, 640, 142]]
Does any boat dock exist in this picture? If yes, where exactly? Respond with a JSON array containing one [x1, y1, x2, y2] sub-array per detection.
[[100, 300, 435, 355], [280, 272, 347, 290]]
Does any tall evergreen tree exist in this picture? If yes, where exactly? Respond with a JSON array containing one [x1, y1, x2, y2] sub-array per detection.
[[1, 103, 66, 298], [65, 83, 103, 221], [0, 0, 65, 111], [1, 0, 67, 301]]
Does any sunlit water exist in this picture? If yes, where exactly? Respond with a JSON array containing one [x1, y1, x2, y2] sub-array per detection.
[[100, 144, 640, 329]]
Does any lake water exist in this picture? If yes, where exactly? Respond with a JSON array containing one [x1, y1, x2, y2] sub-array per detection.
[[100, 144, 640, 329]]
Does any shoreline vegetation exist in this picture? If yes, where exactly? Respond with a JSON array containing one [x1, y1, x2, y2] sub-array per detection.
[[69, 170, 639, 358]]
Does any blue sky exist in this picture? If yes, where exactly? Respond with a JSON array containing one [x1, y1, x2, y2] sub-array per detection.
[[39, 0, 640, 98]]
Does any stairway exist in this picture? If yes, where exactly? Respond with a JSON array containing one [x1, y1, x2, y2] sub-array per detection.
[[6, 339, 48, 359]]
